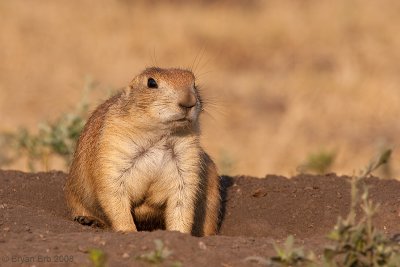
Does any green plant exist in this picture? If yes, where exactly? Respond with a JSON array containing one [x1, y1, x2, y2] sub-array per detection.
[[249, 149, 400, 267], [376, 144, 393, 179], [0, 79, 94, 171], [323, 149, 400, 267], [246, 235, 316, 266], [137, 239, 181, 266], [298, 150, 336, 175], [323, 189, 400, 267], [88, 248, 107, 267]]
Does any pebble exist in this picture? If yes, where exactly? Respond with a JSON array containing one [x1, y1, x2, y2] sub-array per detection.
[[252, 188, 268, 198], [198, 241, 207, 250], [122, 252, 130, 259], [78, 245, 88, 253]]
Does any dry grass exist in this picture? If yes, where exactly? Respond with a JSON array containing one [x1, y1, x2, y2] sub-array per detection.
[[1, 0, 400, 177]]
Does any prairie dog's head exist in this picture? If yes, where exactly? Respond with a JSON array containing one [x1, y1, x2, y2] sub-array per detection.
[[125, 67, 202, 132]]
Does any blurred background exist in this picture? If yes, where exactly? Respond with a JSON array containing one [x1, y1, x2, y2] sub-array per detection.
[[1, 0, 400, 178]]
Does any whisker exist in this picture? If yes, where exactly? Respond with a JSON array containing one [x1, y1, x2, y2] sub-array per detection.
[[197, 50, 214, 76], [196, 70, 214, 80], [152, 47, 158, 67], [194, 46, 206, 74], [190, 48, 202, 72]]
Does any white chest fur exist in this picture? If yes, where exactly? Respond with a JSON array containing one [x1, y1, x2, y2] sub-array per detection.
[[100, 132, 201, 208]]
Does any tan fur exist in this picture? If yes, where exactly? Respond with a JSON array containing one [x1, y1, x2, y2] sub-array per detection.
[[65, 67, 220, 236]]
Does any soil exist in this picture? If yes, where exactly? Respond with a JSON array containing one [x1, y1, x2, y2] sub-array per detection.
[[1, 170, 400, 267]]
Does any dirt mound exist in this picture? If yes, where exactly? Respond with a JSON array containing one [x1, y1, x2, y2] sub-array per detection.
[[0, 170, 400, 266]]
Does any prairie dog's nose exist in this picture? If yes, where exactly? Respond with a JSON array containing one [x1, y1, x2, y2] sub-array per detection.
[[178, 90, 197, 109]]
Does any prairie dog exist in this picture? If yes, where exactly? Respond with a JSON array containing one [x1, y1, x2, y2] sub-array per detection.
[[65, 67, 220, 236]]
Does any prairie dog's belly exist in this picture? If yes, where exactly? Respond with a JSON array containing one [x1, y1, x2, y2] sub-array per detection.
[[126, 145, 184, 224], [118, 140, 187, 207]]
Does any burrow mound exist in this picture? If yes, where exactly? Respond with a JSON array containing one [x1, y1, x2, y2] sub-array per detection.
[[1, 170, 400, 266]]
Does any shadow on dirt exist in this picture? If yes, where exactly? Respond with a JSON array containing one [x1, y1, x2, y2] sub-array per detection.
[[218, 175, 234, 231]]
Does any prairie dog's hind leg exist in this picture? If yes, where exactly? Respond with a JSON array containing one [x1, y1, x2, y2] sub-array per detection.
[[66, 190, 106, 228], [201, 153, 221, 236], [74, 216, 106, 228], [203, 172, 221, 236]]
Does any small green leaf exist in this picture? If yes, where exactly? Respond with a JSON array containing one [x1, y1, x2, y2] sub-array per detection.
[[88, 248, 107, 267]]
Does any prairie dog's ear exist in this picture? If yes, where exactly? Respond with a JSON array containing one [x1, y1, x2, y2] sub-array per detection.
[[130, 75, 141, 86], [124, 76, 141, 96], [123, 85, 132, 97]]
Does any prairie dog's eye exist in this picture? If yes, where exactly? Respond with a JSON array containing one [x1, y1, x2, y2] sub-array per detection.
[[147, 78, 158, 89]]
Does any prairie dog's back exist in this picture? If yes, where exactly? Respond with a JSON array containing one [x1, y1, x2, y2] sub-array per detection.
[[65, 93, 122, 222], [75, 93, 121, 162]]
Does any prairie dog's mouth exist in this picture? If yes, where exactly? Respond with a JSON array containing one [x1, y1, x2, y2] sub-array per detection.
[[164, 113, 196, 125], [175, 117, 190, 122], [169, 115, 192, 122], [165, 115, 196, 131], [167, 117, 194, 127], [172, 118, 193, 126]]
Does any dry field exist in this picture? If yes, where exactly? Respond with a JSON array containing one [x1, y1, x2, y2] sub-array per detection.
[[1, 0, 400, 177]]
